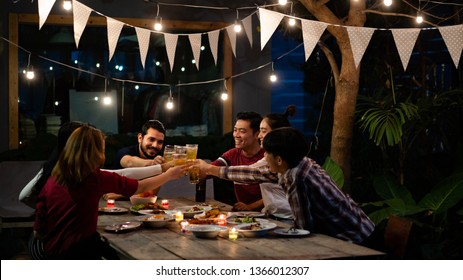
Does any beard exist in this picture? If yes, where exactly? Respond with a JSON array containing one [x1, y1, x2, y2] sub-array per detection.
[[140, 144, 159, 159]]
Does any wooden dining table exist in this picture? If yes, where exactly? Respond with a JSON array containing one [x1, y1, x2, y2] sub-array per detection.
[[97, 197, 385, 260]]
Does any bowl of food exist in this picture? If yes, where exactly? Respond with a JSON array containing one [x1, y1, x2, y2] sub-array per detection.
[[173, 205, 212, 218], [138, 214, 174, 228], [130, 194, 157, 205], [185, 224, 228, 238], [235, 222, 277, 237]]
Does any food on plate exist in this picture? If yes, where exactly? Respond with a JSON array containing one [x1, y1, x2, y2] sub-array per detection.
[[144, 215, 171, 221], [186, 206, 204, 212], [203, 208, 220, 218], [233, 216, 256, 224], [187, 218, 217, 225], [135, 191, 155, 197], [240, 223, 263, 230], [131, 202, 166, 212]]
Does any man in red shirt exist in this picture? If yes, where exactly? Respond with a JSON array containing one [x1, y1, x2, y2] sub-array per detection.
[[210, 111, 264, 211]]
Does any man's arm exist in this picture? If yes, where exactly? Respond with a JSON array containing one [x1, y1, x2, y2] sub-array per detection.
[[120, 155, 164, 168]]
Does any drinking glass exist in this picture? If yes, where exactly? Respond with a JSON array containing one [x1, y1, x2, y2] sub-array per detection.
[[188, 160, 200, 184], [173, 145, 187, 166], [163, 145, 175, 163], [185, 144, 198, 160]]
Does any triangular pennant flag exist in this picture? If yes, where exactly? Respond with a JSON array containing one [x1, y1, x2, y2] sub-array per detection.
[[346, 26, 375, 68], [391, 28, 421, 71], [164, 33, 179, 72], [225, 25, 237, 57], [438, 24, 463, 68], [72, 0, 92, 48], [106, 17, 124, 62], [301, 19, 327, 61], [242, 14, 253, 48], [188, 34, 202, 70], [259, 8, 285, 50], [208, 30, 220, 66], [38, 0, 56, 30], [135, 27, 151, 69]]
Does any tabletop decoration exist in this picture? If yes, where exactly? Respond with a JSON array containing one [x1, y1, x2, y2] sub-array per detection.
[[106, 199, 115, 208], [180, 221, 189, 233], [175, 211, 184, 222], [217, 214, 227, 226], [229, 227, 238, 240], [161, 199, 169, 209]]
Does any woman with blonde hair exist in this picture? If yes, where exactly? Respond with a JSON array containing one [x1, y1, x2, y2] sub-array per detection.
[[34, 125, 187, 259]]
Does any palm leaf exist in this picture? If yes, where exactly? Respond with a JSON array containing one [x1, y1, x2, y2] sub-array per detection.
[[322, 156, 344, 190], [418, 172, 463, 214]]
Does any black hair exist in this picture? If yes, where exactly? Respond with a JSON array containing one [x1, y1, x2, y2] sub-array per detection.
[[262, 127, 309, 168], [141, 120, 166, 136], [264, 105, 296, 129], [236, 111, 262, 134]]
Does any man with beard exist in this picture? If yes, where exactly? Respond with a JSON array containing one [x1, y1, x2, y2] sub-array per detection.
[[113, 120, 168, 170]]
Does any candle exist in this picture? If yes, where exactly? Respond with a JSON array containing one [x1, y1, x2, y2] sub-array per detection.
[[180, 221, 189, 233], [161, 199, 169, 209], [175, 211, 184, 222], [218, 214, 227, 226], [229, 227, 238, 240], [106, 199, 115, 208]]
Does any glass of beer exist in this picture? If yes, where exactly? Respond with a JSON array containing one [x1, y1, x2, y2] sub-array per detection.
[[173, 145, 187, 166], [163, 145, 175, 163], [186, 144, 198, 160], [188, 160, 200, 184]]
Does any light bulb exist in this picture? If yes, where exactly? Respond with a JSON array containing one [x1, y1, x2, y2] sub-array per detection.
[[416, 13, 423, 24], [278, 0, 288, 5], [269, 73, 277, 82], [63, 0, 72, 11], [288, 17, 296, 26], [154, 16, 163, 31], [234, 20, 242, 33], [166, 97, 174, 109], [383, 0, 392, 6], [25, 66, 35, 80], [221, 92, 228, 101], [103, 96, 112, 105]]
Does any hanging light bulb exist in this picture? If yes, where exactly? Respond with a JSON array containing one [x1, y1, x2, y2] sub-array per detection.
[[269, 63, 277, 83], [154, 4, 163, 31], [25, 66, 35, 80], [102, 79, 112, 105], [234, 10, 241, 33], [416, 12, 423, 24], [166, 87, 174, 110], [62, 0, 72, 11], [221, 79, 229, 101], [288, 14, 296, 26], [383, 0, 392, 7], [278, 0, 288, 5]]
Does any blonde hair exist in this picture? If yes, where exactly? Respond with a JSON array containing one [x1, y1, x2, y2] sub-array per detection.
[[52, 125, 105, 188]]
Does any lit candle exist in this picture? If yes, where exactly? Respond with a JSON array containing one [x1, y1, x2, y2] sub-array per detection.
[[218, 214, 227, 226], [175, 211, 184, 222], [180, 221, 189, 233], [229, 227, 238, 240], [106, 199, 115, 208], [161, 199, 169, 209]]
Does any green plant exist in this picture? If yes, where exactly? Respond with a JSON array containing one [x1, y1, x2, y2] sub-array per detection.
[[322, 156, 344, 190]]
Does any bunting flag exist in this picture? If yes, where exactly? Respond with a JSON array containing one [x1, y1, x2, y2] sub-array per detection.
[[208, 30, 220, 66], [259, 8, 285, 50], [164, 33, 179, 72], [347, 26, 375, 68], [188, 34, 202, 70], [38, 0, 56, 30], [438, 24, 463, 68], [106, 17, 124, 62], [242, 14, 253, 48], [135, 27, 151, 69], [225, 25, 237, 57], [391, 28, 421, 70], [72, 0, 92, 48], [301, 19, 327, 61]]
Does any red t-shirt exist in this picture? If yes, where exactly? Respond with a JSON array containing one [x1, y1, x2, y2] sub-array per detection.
[[211, 148, 265, 204], [34, 169, 138, 256]]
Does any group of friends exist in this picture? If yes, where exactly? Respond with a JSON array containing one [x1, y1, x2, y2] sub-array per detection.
[[18, 105, 374, 260]]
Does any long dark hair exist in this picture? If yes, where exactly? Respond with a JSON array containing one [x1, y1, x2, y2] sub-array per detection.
[[264, 105, 296, 129]]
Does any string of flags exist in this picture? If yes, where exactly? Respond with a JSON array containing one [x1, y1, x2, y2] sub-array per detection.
[[38, 0, 463, 72]]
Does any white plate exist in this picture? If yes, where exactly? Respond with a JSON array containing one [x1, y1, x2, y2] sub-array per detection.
[[104, 222, 142, 233], [98, 207, 129, 214], [137, 214, 175, 228], [185, 224, 228, 238], [227, 217, 268, 225], [173, 206, 212, 218], [234, 222, 277, 237], [273, 228, 311, 237], [228, 211, 266, 218]]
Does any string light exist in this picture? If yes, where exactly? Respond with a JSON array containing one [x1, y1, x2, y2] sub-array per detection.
[[154, 4, 163, 31], [416, 0, 424, 24], [278, 0, 288, 5], [166, 87, 174, 109], [234, 10, 242, 33], [103, 79, 112, 105], [383, 0, 392, 7], [62, 0, 72, 11], [288, 2, 296, 26], [221, 79, 229, 101], [269, 62, 277, 83], [25, 53, 35, 80]]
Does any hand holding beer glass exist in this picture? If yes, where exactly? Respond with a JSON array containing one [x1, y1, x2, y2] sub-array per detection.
[[186, 144, 200, 184]]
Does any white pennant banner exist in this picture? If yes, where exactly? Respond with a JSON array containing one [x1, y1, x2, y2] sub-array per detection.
[[391, 28, 421, 71], [225, 25, 237, 57], [242, 14, 253, 48], [38, 0, 56, 30], [188, 34, 202, 70], [72, 0, 92, 48], [347, 26, 375, 68], [438, 24, 463, 68], [208, 30, 220, 66], [106, 17, 124, 62], [135, 27, 151, 69], [301, 19, 327, 61], [259, 8, 285, 50], [164, 33, 179, 72]]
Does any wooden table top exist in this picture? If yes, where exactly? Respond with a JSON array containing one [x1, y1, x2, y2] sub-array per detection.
[[97, 197, 385, 260]]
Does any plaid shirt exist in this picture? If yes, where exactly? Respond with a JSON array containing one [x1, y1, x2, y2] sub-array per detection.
[[219, 158, 279, 183], [280, 157, 374, 243]]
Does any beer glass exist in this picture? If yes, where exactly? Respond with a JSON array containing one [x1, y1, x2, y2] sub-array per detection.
[[173, 145, 187, 166], [163, 145, 175, 163], [186, 144, 198, 160], [188, 160, 200, 184]]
